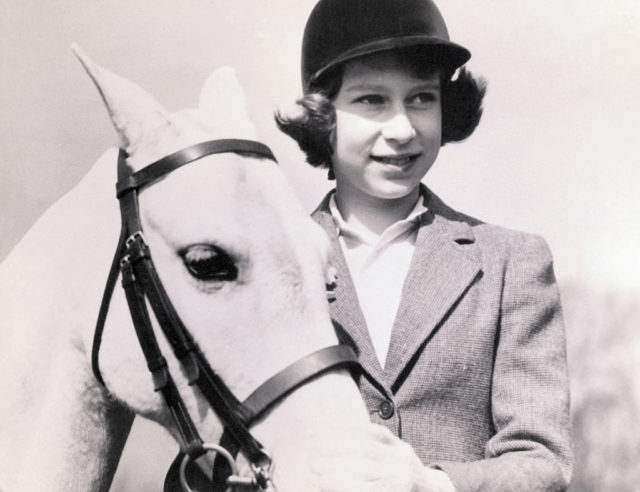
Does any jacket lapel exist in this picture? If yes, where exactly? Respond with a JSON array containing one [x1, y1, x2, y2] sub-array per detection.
[[312, 197, 387, 383], [312, 189, 482, 391], [383, 190, 481, 389]]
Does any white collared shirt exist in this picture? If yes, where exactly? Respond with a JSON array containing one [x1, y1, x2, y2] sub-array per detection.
[[329, 193, 428, 367]]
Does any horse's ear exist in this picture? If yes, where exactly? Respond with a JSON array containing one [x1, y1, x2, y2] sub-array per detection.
[[71, 43, 175, 155], [198, 66, 257, 139]]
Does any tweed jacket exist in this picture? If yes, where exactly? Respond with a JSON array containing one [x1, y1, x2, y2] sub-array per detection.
[[312, 186, 572, 492]]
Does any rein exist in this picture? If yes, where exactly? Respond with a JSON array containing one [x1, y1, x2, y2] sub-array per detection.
[[92, 139, 359, 491]]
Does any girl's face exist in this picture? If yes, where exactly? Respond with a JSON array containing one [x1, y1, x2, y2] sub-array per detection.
[[332, 52, 441, 205]]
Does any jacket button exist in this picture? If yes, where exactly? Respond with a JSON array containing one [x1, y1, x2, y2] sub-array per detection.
[[378, 400, 394, 420]]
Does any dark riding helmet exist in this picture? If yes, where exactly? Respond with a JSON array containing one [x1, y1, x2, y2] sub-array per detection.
[[301, 0, 471, 92]]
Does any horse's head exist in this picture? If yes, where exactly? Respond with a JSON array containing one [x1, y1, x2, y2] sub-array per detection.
[[72, 46, 368, 489]]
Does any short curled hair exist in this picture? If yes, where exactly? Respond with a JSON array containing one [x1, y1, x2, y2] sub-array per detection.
[[275, 52, 487, 172]]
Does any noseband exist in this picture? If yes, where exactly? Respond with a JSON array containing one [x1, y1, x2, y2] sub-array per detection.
[[92, 139, 359, 491]]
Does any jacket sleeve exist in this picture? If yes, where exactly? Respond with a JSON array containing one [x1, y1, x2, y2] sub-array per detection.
[[434, 234, 573, 492]]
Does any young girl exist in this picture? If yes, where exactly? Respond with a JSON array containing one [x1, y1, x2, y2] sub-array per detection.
[[277, 0, 572, 490]]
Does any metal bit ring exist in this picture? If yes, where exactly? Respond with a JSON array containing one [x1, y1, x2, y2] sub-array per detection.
[[179, 443, 239, 492]]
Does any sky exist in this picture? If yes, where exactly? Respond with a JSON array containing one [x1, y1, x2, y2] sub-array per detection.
[[2, 0, 639, 295]]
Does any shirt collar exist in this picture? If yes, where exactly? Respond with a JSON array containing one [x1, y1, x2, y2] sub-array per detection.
[[328, 190, 428, 247]]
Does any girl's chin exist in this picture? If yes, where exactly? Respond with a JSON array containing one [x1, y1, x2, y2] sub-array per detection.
[[366, 181, 420, 201]]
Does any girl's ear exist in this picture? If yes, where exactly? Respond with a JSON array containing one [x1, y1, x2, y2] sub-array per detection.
[[327, 124, 336, 180]]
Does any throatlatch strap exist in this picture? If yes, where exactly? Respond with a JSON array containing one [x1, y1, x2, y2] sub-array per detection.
[[91, 226, 126, 386], [92, 148, 135, 387]]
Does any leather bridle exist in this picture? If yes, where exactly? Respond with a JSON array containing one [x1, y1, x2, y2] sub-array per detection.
[[92, 139, 360, 491]]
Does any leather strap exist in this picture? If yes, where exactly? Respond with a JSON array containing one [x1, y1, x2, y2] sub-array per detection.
[[244, 344, 359, 421], [170, 344, 360, 491], [94, 140, 276, 464], [91, 226, 126, 387], [112, 144, 272, 464], [92, 139, 365, 491], [116, 139, 276, 198], [120, 244, 204, 456], [120, 229, 270, 464], [92, 140, 276, 385]]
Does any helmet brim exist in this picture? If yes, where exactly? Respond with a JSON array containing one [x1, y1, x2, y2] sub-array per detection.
[[307, 35, 471, 90]]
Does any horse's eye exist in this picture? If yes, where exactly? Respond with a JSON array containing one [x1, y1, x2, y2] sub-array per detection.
[[181, 245, 238, 282]]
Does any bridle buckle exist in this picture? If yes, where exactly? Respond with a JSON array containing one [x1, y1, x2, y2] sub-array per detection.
[[125, 230, 146, 248]]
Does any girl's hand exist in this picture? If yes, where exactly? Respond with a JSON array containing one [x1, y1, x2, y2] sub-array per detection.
[[312, 424, 456, 492]]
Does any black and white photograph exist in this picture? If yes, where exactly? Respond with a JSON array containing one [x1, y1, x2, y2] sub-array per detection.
[[1, 1, 639, 491]]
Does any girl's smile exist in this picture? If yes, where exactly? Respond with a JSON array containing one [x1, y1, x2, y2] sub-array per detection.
[[370, 153, 422, 166]]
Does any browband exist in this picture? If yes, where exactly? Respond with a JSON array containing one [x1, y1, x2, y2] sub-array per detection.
[[116, 139, 277, 198]]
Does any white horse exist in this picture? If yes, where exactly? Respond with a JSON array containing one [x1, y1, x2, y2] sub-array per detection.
[[0, 47, 372, 491]]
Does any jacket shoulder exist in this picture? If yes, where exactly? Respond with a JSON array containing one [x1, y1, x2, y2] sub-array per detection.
[[426, 188, 553, 260]]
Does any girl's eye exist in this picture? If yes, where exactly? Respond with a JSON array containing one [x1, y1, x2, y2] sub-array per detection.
[[409, 92, 438, 105], [181, 244, 238, 282], [354, 94, 385, 105]]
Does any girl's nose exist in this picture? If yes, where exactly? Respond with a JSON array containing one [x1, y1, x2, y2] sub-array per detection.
[[381, 111, 417, 144]]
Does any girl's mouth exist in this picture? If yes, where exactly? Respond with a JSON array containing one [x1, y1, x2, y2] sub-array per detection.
[[371, 153, 421, 166]]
